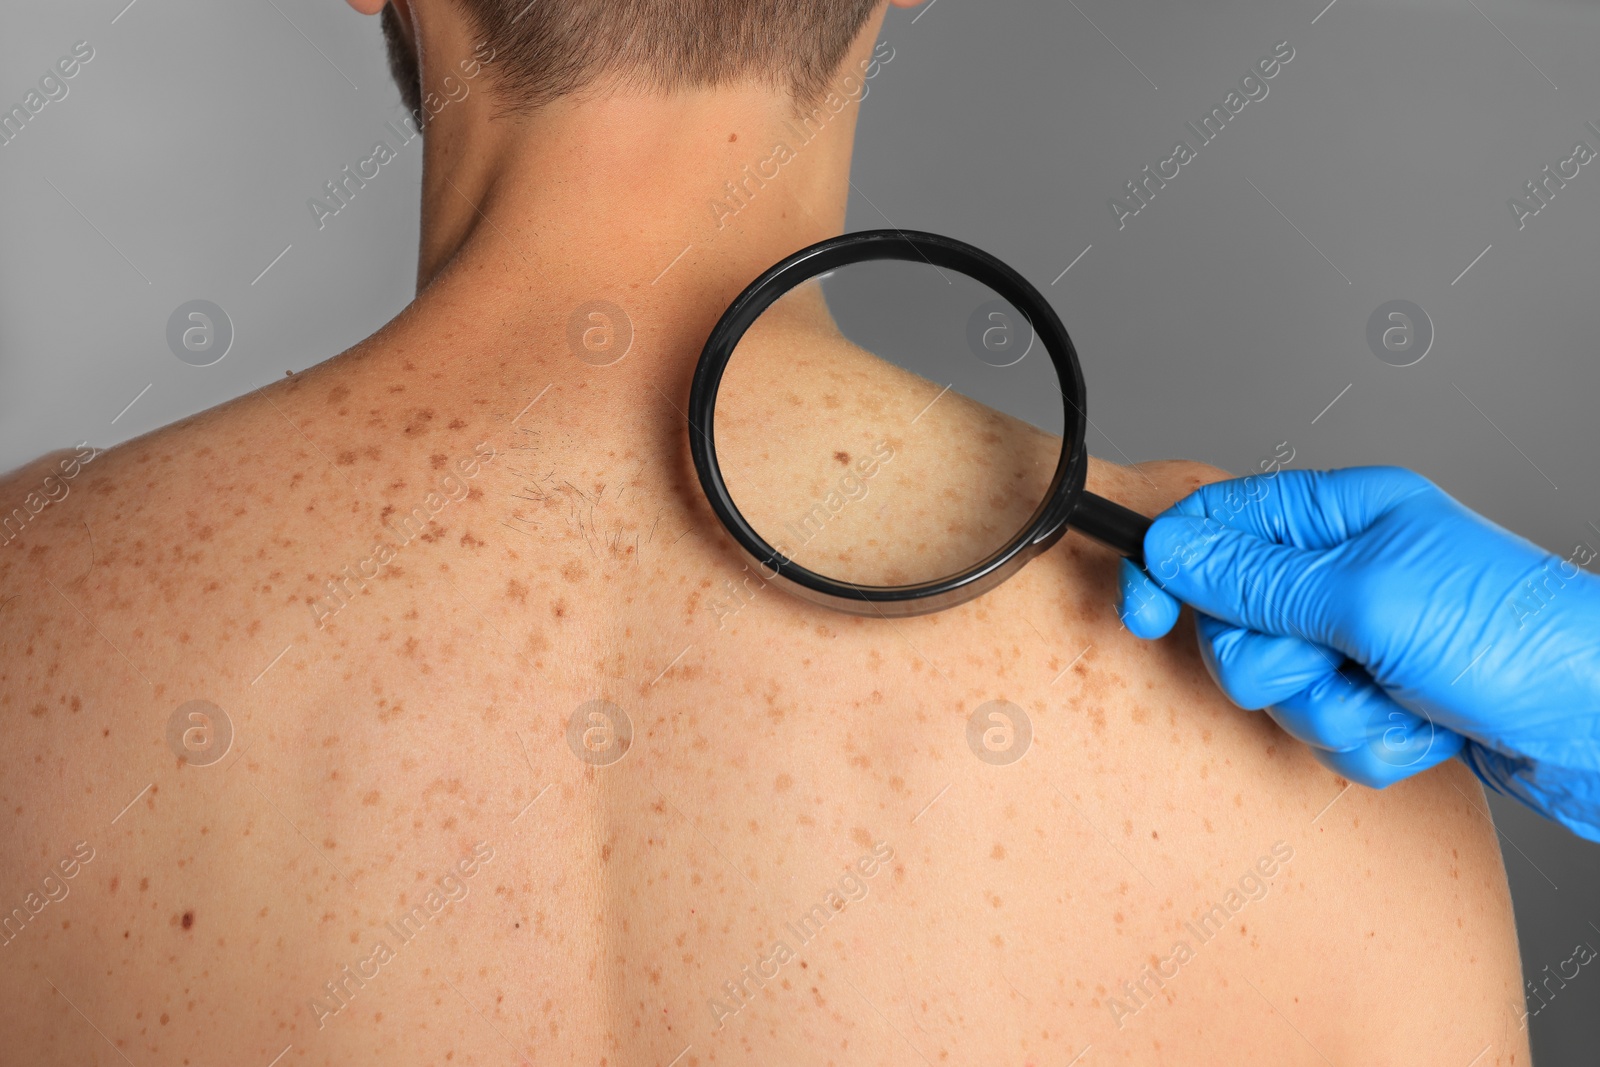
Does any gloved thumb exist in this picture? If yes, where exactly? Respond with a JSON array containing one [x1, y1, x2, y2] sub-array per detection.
[[1143, 514, 1344, 648], [1116, 557, 1182, 638]]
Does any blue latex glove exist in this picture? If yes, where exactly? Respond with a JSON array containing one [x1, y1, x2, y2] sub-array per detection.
[[1115, 466, 1600, 842]]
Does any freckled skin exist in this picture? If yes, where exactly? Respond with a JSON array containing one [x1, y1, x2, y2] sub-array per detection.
[[0, 338, 1529, 1067], [0, 157, 1525, 1067]]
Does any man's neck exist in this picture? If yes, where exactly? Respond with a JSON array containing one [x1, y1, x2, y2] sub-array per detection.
[[404, 82, 862, 370]]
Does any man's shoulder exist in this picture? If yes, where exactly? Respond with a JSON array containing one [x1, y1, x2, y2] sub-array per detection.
[[0, 442, 111, 586], [0, 442, 105, 528]]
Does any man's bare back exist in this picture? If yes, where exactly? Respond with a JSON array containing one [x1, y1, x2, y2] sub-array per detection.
[[0, 281, 1529, 1063]]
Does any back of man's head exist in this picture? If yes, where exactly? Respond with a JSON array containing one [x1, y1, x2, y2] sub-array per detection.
[[382, 0, 883, 119]]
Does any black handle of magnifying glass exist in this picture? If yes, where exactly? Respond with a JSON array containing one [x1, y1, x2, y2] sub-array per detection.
[[1068, 491, 1154, 566]]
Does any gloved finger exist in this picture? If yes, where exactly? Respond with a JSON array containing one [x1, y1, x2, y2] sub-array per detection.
[[1264, 666, 1405, 752], [1264, 663, 1467, 771], [1192, 612, 1340, 711], [1160, 466, 1434, 550], [1116, 557, 1181, 639], [1307, 722, 1466, 789], [1143, 515, 1346, 647]]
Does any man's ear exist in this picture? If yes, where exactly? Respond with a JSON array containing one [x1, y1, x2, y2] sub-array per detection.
[[348, 0, 415, 48]]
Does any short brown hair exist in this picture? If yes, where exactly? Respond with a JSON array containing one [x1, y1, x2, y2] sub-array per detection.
[[383, 0, 881, 119]]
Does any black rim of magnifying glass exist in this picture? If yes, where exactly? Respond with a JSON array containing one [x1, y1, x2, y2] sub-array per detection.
[[688, 229, 1151, 618]]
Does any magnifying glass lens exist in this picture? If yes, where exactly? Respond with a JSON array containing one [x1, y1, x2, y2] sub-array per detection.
[[713, 258, 1067, 589]]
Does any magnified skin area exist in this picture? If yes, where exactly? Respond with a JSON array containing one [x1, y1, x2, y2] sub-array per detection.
[[716, 281, 1060, 586], [0, 296, 1527, 1065]]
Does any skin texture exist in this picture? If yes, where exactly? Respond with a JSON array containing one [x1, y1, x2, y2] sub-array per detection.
[[0, 2, 1528, 1064], [715, 280, 1060, 587], [0, 324, 1534, 1067]]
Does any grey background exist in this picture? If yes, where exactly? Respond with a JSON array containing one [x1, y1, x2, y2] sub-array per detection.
[[3, 0, 1598, 1057]]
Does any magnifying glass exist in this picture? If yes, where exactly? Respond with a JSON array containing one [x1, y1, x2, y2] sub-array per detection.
[[689, 229, 1151, 618]]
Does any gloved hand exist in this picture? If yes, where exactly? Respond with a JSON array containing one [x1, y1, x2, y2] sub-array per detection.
[[1115, 465, 1600, 842]]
